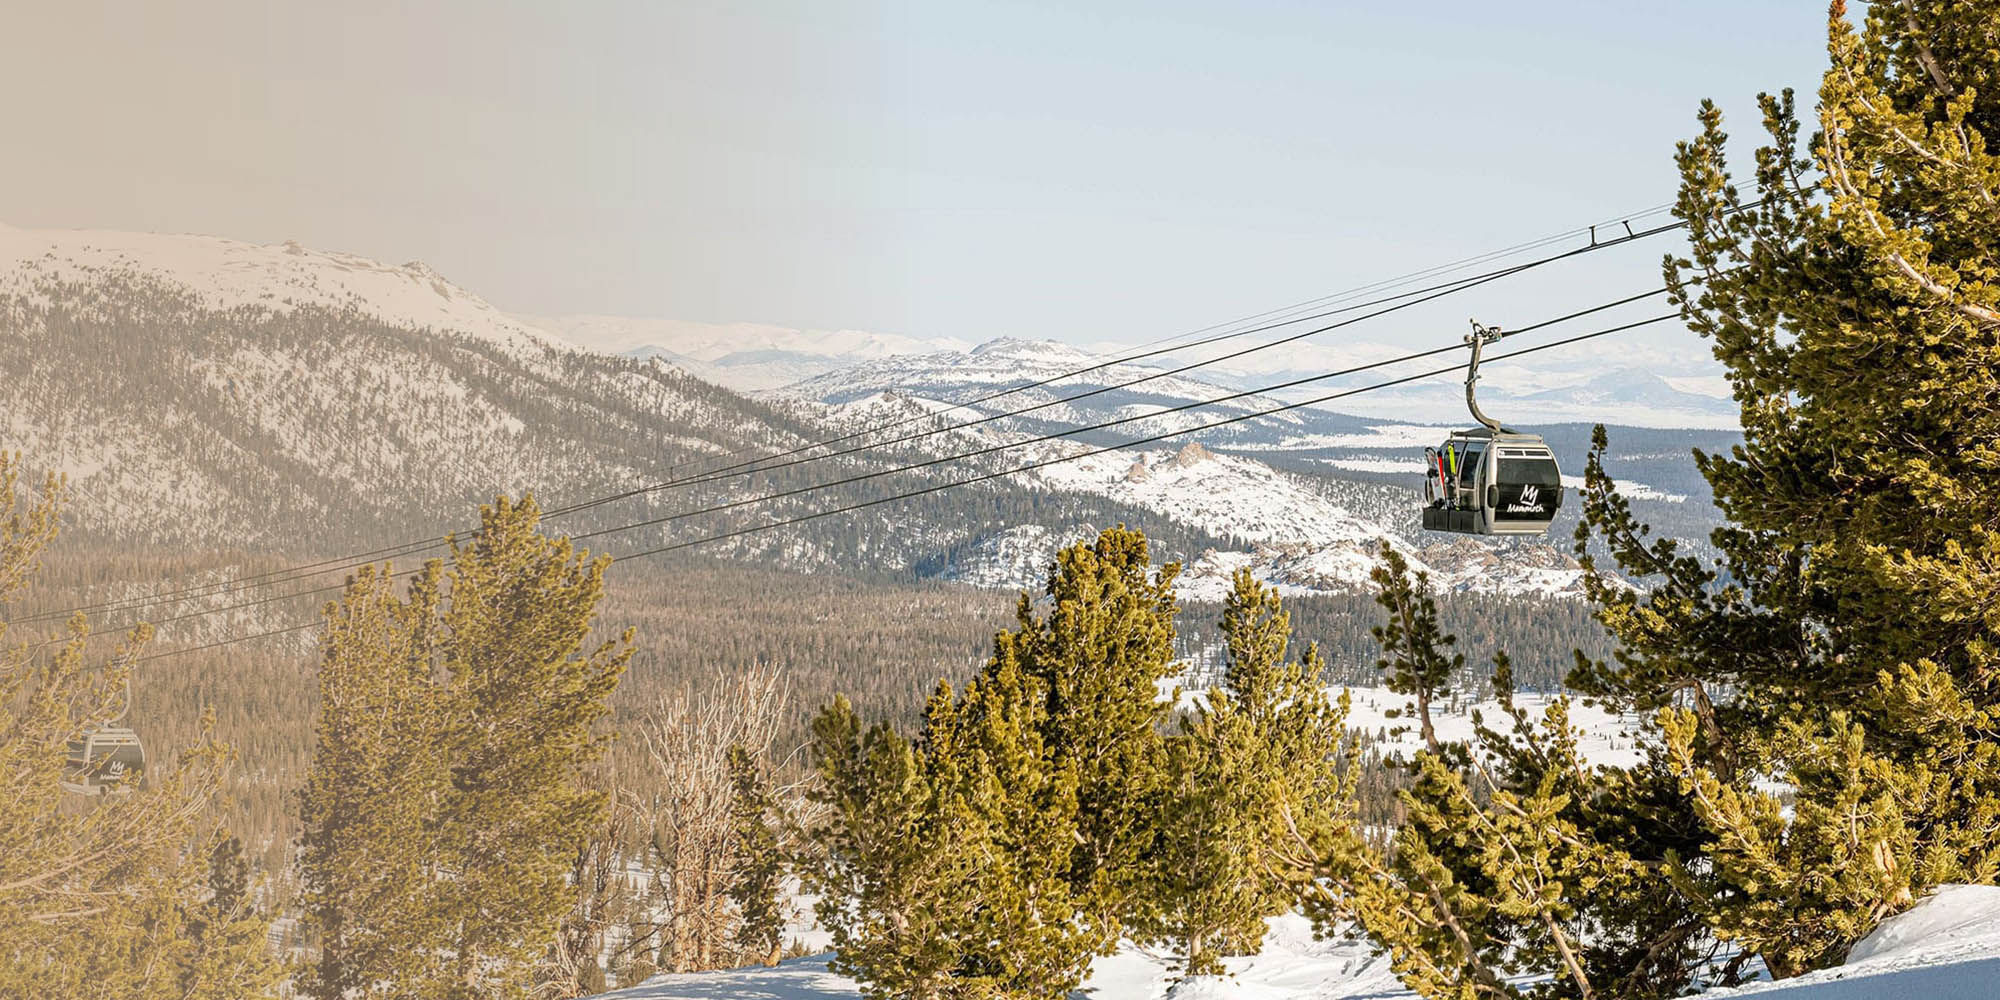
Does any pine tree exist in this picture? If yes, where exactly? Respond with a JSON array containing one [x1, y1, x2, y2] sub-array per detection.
[[298, 561, 454, 999], [1141, 698, 1271, 978], [1300, 551, 1665, 1000], [1568, 0, 2000, 978], [299, 494, 632, 999], [727, 743, 785, 967], [1132, 570, 1352, 978], [805, 527, 1178, 999], [176, 833, 287, 1000], [1020, 526, 1181, 921], [1369, 544, 1462, 757], [805, 692, 1001, 1000]]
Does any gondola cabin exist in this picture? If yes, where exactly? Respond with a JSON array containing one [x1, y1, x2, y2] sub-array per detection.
[[1419, 320, 1564, 536], [1422, 429, 1562, 536], [61, 727, 146, 795]]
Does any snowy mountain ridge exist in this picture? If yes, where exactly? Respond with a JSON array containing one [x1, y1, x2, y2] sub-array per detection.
[[779, 336, 1304, 429], [0, 221, 564, 360]]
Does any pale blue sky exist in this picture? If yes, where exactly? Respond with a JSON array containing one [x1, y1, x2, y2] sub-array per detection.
[[6, 1, 1829, 356]]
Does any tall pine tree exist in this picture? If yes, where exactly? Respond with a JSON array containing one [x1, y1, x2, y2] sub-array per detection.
[[1570, 0, 2000, 978], [299, 495, 632, 999], [727, 743, 785, 967], [1132, 570, 1352, 978], [806, 526, 1179, 999]]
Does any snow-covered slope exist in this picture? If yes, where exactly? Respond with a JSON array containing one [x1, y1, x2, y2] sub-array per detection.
[[590, 886, 2000, 1000], [0, 221, 563, 358], [783, 336, 1310, 436], [1708, 885, 2000, 998], [0, 225, 1243, 606], [819, 387, 1593, 600]]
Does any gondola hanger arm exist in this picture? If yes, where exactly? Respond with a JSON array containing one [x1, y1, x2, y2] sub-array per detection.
[[1464, 320, 1509, 433]]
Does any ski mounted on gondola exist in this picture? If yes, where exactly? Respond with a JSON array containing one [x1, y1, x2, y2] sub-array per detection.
[[1422, 322, 1563, 536]]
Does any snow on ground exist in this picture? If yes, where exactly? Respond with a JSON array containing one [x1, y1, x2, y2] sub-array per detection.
[[939, 524, 1088, 590], [1163, 684, 1649, 772], [1029, 443, 1389, 550], [1560, 475, 1688, 503], [594, 915, 1399, 1000], [823, 390, 967, 422], [1230, 424, 1452, 451], [1173, 539, 1584, 604], [1320, 455, 1423, 475], [1336, 686, 1648, 769], [591, 884, 2000, 1000], [1704, 885, 2000, 998]]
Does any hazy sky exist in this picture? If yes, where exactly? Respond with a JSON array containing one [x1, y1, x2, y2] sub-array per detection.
[[5, 1, 1828, 353]]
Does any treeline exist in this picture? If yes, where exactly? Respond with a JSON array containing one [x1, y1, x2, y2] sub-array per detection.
[[1184, 587, 1616, 691]]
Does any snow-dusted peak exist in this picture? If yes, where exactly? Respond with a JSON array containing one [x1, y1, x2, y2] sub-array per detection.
[[967, 336, 1096, 364], [0, 221, 565, 357]]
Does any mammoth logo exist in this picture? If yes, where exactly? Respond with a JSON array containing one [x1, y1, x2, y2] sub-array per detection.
[[103, 760, 128, 781], [1502, 484, 1548, 515]]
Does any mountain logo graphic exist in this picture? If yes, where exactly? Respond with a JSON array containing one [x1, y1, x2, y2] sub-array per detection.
[[1501, 484, 1549, 516]]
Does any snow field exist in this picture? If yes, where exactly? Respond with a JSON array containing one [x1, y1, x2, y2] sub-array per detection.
[[593, 885, 2000, 998]]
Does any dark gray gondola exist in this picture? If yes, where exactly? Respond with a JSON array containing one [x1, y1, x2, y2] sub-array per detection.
[[1421, 322, 1563, 536], [60, 677, 147, 795]]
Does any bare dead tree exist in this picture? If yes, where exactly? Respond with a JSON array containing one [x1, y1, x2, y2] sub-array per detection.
[[627, 665, 787, 973]]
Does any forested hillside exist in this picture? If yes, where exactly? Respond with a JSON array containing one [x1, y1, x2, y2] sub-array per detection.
[[4, 279, 1260, 616]]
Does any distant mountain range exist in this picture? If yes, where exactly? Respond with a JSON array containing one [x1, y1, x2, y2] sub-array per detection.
[[0, 225, 1221, 599], [513, 313, 970, 391], [518, 305, 1741, 430], [0, 222, 1740, 633]]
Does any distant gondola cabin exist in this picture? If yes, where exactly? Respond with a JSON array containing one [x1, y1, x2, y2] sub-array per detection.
[[61, 728, 146, 795]]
